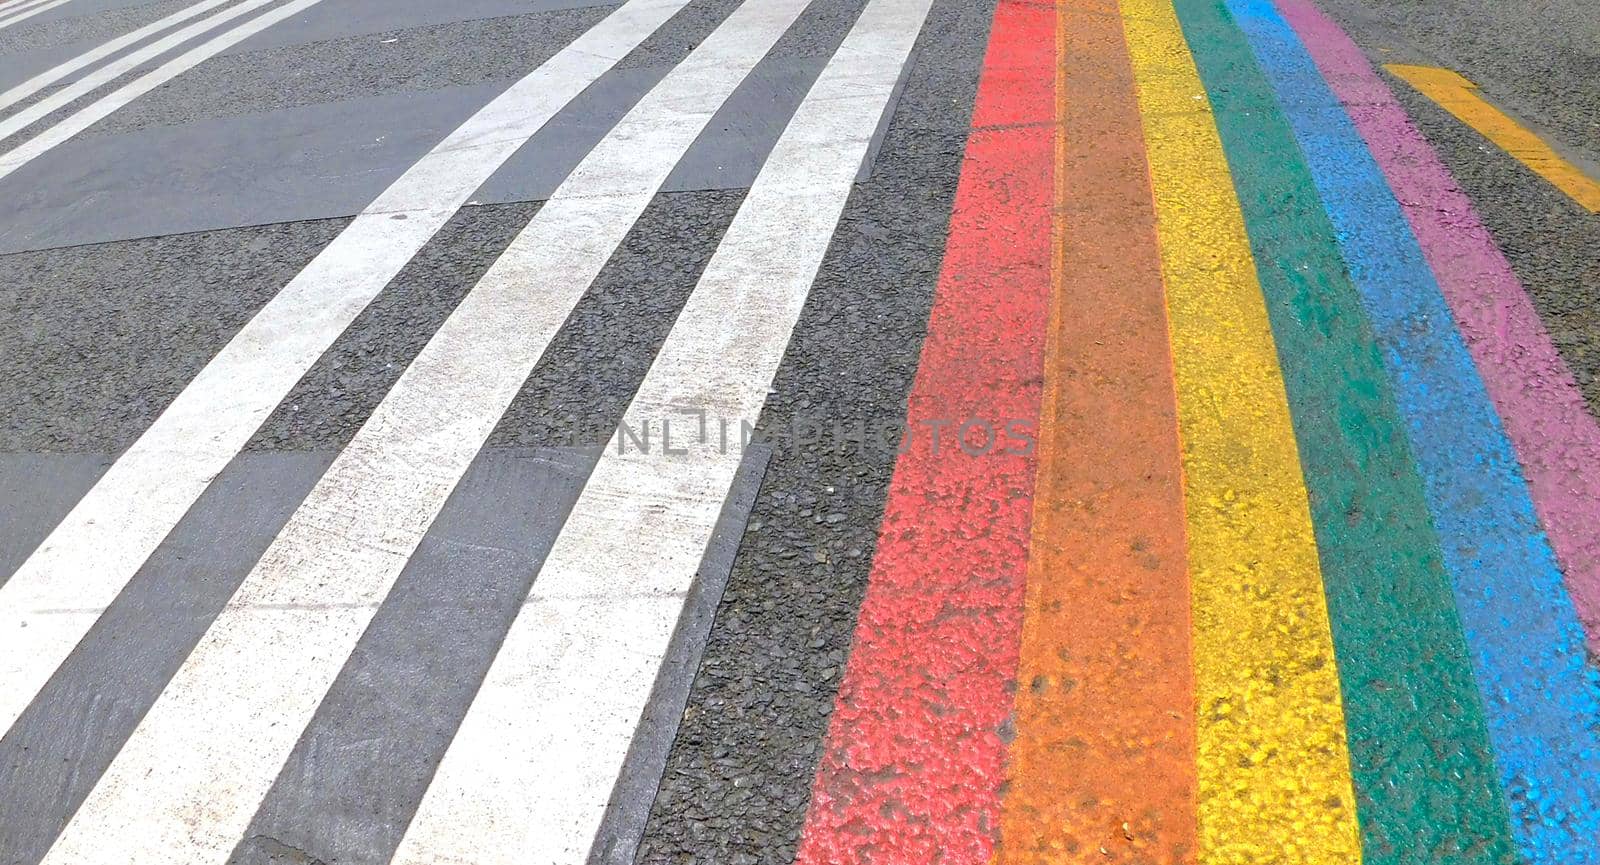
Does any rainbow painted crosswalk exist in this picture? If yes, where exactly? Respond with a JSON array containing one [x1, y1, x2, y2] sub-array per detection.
[[797, 0, 1600, 863]]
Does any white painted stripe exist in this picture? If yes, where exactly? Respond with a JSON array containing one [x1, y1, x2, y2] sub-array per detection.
[[0, 0, 54, 18], [0, 0, 70, 34], [0, 0, 691, 740], [0, 0, 239, 120], [0, 0, 325, 181], [394, 0, 932, 859], [36, 0, 813, 861]]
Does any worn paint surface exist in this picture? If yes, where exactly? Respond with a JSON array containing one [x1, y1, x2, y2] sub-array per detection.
[[996, 0, 1196, 861], [1120, 0, 1362, 861], [794, 0, 1054, 859], [1277, 0, 1600, 658], [1178, 0, 1521, 860]]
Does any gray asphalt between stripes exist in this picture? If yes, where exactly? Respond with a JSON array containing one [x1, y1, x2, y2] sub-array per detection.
[[0, 454, 107, 580]]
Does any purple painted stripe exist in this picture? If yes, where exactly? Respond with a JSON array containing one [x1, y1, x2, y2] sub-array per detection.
[[1277, 0, 1600, 650]]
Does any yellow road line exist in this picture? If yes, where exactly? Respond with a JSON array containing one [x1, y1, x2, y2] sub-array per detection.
[[1119, 0, 1362, 862], [1387, 64, 1600, 212]]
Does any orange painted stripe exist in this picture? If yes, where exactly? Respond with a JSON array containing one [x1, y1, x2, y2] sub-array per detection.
[[995, 1, 1196, 863]]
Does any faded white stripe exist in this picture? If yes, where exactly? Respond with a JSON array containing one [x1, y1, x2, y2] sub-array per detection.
[[0, 0, 691, 741], [37, 0, 813, 862], [0, 0, 239, 120], [393, 0, 934, 860]]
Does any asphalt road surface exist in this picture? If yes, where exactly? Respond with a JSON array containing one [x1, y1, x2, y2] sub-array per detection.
[[1, 0, 1597, 863]]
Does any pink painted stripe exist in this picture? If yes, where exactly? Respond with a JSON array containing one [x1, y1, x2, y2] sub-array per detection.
[[1277, 0, 1600, 649]]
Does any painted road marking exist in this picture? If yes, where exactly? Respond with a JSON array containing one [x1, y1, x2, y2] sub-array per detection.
[[1121, 0, 1362, 862], [0, 0, 335, 181], [1283, 0, 1600, 656], [36, 0, 814, 860], [0, 0, 238, 120], [0, 451, 336, 865], [1261, 2, 1600, 858], [237, 448, 598, 865], [0, 0, 70, 34], [0, 0, 691, 742], [1184, 0, 1520, 860], [996, 0, 1195, 861], [392, 0, 934, 858], [795, 0, 1054, 860], [1385, 64, 1600, 212], [0, 0, 52, 19]]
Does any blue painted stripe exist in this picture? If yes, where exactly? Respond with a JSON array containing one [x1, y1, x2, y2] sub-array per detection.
[[1221, 0, 1600, 860]]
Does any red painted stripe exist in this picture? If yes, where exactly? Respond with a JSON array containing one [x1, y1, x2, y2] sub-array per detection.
[[793, 2, 1056, 862]]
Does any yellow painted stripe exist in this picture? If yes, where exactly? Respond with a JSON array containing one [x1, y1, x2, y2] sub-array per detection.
[[1387, 64, 1600, 212], [1119, 1, 1363, 863]]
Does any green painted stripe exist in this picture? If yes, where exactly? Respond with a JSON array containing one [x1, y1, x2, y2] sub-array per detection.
[[1170, 1, 1521, 861]]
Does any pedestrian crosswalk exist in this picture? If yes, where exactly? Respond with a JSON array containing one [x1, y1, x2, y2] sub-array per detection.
[[0, 0, 230, 118], [0, 0, 692, 743], [0, 0, 73, 35], [394, 0, 932, 857], [0, 0, 934, 862], [0, 0, 333, 180]]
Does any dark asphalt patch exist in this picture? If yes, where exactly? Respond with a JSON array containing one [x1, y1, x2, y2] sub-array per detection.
[[230, 0, 621, 54], [633, 0, 997, 859], [0, 52, 885, 252], [0, 0, 886, 250], [1314, 0, 1599, 167], [1379, 79, 1600, 416], [0, 83, 500, 253], [0, 218, 348, 453]]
